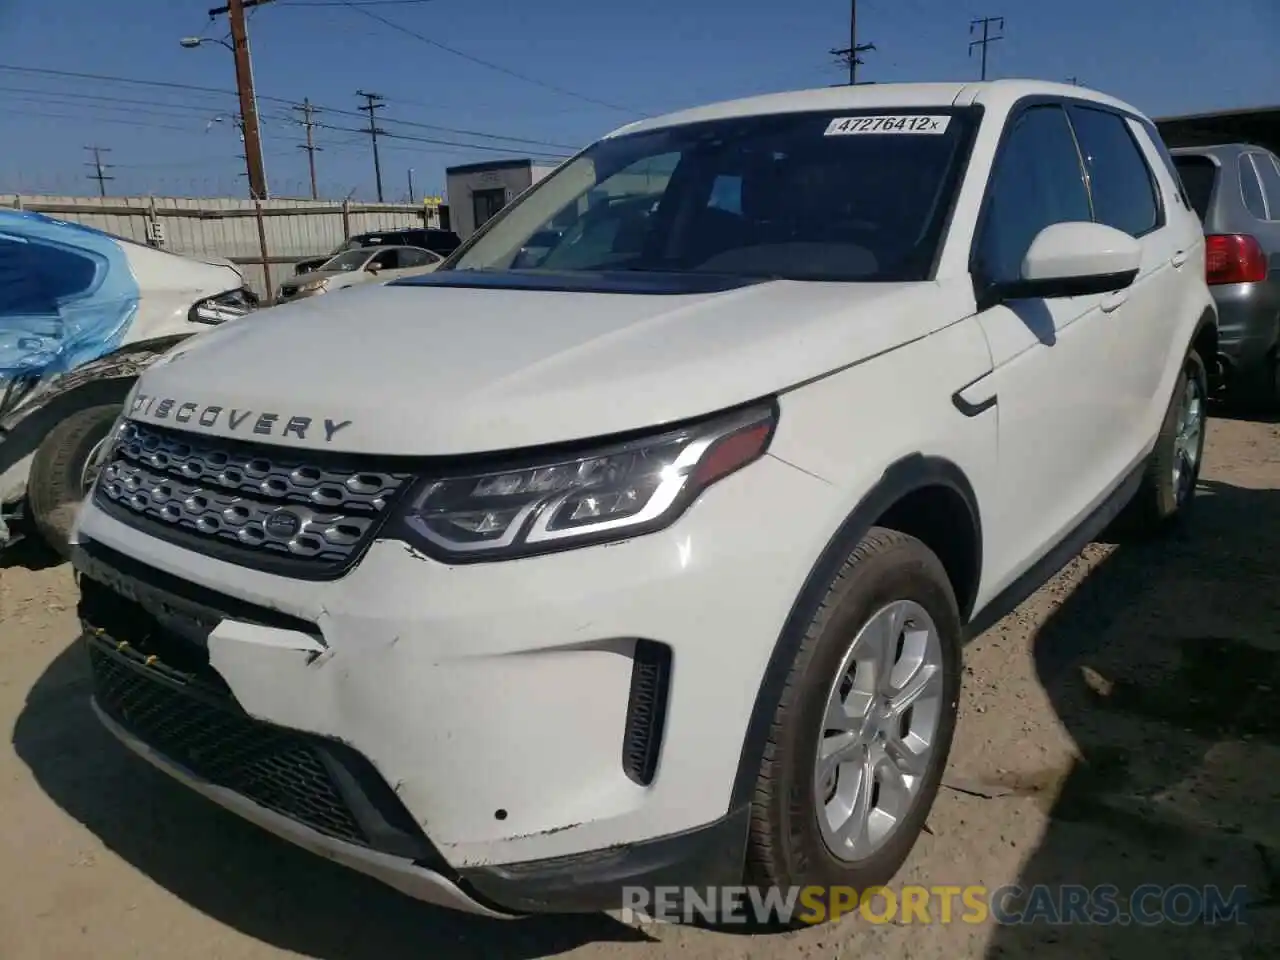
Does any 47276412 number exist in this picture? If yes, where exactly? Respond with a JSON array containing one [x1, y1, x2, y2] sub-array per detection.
[[824, 115, 952, 136]]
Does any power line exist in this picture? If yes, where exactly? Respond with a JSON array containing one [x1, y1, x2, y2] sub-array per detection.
[[334, 2, 641, 115], [312, 120, 570, 159], [0, 64, 579, 150], [280, 0, 442, 5], [356, 90, 386, 202], [968, 16, 1005, 82], [5, 108, 208, 133], [84, 145, 114, 196], [295, 98, 322, 199], [830, 0, 875, 85]]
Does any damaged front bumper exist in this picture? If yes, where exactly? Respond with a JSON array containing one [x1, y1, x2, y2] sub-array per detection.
[[71, 449, 834, 914]]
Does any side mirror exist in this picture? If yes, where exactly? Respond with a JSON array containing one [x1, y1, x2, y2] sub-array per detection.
[[365, 261, 382, 274], [994, 221, 1141, 302]]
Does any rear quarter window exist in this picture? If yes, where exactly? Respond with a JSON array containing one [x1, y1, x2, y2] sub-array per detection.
[[1239, 157, 1268, 219], [1171, 155, 1219, 223]]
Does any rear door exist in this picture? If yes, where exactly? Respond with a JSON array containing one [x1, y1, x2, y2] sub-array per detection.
[[1068, 104, 1191, 434]]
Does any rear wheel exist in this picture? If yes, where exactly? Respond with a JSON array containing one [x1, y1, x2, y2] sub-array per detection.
[[744, 528, 961, 927], [27, 403, 120, 559], [1123, 348, 1208, 536]]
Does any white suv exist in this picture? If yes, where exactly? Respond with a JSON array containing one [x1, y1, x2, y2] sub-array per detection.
[[71, 80, 1215, 922]]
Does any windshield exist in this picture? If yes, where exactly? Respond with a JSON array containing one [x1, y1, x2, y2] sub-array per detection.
[[321, 249, 373, 272], [450, 108, 976, 282]]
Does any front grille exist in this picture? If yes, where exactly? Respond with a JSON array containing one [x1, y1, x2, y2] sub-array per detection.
[[93, 420, 415, 578], [89, 636, 369, 846]]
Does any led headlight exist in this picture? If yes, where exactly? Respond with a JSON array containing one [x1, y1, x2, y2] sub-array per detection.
[[398, 403, 777, 561]]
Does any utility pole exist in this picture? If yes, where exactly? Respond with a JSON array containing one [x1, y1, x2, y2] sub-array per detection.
[[84, 145, 114, 197], [969, 16, 1005, 81], [357, 90, 386, 202], [208, 0, 272, 199], [407, 168, 415, 203], [830, 0, 875, 85], [294, 98, 321, 200]]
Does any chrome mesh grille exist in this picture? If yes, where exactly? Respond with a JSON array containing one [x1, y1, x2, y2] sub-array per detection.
[[93, 420, 414, 576]]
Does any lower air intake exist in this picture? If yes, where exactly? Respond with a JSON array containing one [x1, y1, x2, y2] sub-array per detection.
[[621, 639, 671, 786]]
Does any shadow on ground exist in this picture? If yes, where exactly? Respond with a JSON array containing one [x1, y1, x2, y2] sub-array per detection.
[[979, 478, 1280, 958], [0, 531, 62, 572], [10, 642, 654, 958]]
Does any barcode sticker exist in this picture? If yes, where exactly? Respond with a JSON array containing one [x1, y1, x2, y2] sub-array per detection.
[[824, 115, 952, 136]]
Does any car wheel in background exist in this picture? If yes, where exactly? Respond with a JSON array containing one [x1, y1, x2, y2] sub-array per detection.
[[27, 403, 120, 560]]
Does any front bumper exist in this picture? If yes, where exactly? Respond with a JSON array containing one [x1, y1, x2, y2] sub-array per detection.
[[73, 451, 840, 912]]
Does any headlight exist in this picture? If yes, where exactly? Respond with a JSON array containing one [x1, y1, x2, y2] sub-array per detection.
[[190, 286, 259, 325], [397, 403, 777, 561], [300, 276, 330, 293]]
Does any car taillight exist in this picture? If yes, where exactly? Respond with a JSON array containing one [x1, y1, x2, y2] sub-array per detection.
[[1205, 234, 1267, 285]]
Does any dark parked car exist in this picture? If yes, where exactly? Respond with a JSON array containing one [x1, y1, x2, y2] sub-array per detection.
[[1171, 144, 1280, 406], [294, 228, 461, 275]]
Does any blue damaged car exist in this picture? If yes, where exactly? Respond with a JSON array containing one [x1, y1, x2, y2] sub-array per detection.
[[0, 209, 258, 556]]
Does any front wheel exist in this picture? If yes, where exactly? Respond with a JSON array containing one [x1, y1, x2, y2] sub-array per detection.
[[745, 528, 961, 926], [27, 403, 120, 559]]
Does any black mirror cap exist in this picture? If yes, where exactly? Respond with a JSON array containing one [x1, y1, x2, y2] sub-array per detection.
[[981, 267, 1139, 309]]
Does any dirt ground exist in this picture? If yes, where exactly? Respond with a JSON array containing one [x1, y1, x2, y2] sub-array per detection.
[[1, 411, 1278, 960]]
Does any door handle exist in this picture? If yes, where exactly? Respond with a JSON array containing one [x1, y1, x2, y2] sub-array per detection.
[[1101, 292, 1128, 313], [1172, 250, 1188, 268]]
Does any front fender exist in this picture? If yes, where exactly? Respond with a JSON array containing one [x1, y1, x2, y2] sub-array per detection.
[[0, 336, 192, 508], [0, 334, 190, 433]]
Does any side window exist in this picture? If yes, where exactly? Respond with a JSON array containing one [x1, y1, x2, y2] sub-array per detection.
[[370, 248, 400, 269], [977, 105, 1091, 285], [1068, 106, 1161, 237], [1238, 156, 1267, 220], [398, 248, 432, 268], [1250, 153, 1280, 220], [708, 175, 743, 214]]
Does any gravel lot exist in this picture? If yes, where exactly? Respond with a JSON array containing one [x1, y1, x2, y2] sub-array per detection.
[[1, 411, 1277, 960]]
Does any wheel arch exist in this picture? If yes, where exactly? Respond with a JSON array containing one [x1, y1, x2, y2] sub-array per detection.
[[0, 334, 191, 491], [727, 452, 983, 812], [1191, 305, 1220, 390]]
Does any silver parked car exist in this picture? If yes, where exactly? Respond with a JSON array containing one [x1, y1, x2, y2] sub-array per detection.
[[1171, 143, 1280, 406], [276, 245, 444, 302]]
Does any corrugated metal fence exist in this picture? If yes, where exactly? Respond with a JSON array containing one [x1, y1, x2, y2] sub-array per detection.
[[5, 194, 441, 302]]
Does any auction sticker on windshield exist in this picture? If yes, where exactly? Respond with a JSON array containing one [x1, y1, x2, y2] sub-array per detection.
[[824, 115, 952, 135]]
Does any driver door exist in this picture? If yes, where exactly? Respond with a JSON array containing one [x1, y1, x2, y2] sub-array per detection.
[[971, 102, 1135, 593]]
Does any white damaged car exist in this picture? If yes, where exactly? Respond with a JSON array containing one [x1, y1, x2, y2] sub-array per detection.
[[0, 210, 257, 555], [71, 80, 1214, 924]]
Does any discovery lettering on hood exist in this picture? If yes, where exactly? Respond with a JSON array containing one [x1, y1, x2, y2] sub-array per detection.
[[130, 392, 352, 443]]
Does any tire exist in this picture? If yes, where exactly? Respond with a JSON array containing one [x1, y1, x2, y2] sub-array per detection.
[[27, 403, 120, 559], [1122, 348, 1208, 536], [744, 528, 962, 928]]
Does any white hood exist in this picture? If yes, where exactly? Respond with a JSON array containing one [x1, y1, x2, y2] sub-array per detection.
[[128, 275, 969, 455]]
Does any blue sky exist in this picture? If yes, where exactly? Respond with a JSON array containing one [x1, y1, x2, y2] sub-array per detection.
[[1, 0, 1277, 201]]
